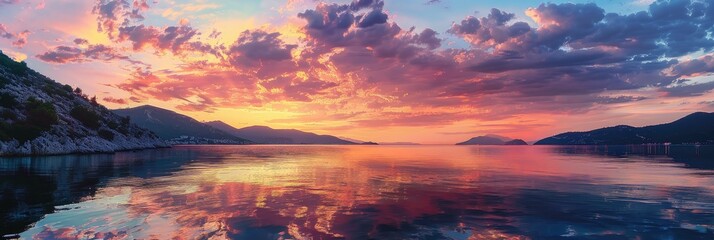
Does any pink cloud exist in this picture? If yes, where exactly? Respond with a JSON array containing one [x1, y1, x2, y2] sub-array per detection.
[[0, 24, 31, 48], [36, 44, 128, 63], [102, 96, 128, 104]]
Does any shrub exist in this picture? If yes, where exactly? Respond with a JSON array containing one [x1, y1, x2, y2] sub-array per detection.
[[98, 128, 114, 140], [0, 122, 44, 144], [0, 98, 57, 143], [0, 122, 10, 141], [106, 120, 119, 130], [0, 53, 28, 75], [70, 105, 101, 129], [41, 83, 72, 98], [0, 92, 18, 108], [25, 98, 58, 129], [1, 109, 17, 120], [0, 75, 8, 88], [62, 84, 73, 93], [5, 122, 43, 143], [90, 96, 98, 106], [120, 116, 130, 126]]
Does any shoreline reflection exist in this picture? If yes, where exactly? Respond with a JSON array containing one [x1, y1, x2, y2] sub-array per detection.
[[1, 145, 713, 239]]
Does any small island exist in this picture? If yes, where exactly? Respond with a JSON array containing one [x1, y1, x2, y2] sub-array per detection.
[[456, 135, 529, 145], [504, 139, 528, 145]]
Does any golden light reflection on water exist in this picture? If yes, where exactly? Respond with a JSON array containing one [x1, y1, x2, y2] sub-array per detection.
[[11, 145, 714, 239]]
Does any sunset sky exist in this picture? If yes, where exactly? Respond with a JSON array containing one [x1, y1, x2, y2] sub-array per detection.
[[1, 0, 713, 144]]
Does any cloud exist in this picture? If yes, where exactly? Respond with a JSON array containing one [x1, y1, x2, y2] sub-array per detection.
[[0, 24, 13, 39], [93, 0, 150, 38], [669, 54, 714, 77], [228, 30, 296, 67], [661, 81, 714, 97], [36, 44, 128, 63], [105, 22, 219, 57], [449, 8, 529, 47], [21, 0, 714, 128], [73, 38, 90, 45], [0, 0, 19, 5], [11, 30, 30, 47], [595, 96, 648, 104], [357, 9, 389, 28], [102, 97, 128, 104], [0, 24, 30, 48]]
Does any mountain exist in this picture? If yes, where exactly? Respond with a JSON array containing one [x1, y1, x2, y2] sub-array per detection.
[[113, 105, 250, 144], [0, 51, 166, 156], [535, 112, 714, 145], [456, 135, 528, 145], [339, 136, 365, 143], [484, 134, 512, 141], [504, 139, 528, 145], [206, 121, 355, 144], [456, 136, 506, 145]]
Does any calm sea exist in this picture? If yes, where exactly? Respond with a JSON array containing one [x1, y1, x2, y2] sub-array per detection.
[[1, 145, 713, 239]]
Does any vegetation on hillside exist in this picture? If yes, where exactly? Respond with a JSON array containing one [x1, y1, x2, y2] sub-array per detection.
[[0, 51, 163, 152]]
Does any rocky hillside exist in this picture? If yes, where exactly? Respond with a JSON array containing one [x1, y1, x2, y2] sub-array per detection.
[[0, 51, 166, 156]]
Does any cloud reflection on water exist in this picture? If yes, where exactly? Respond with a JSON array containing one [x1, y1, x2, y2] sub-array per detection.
[[2, 145, 713, 239]]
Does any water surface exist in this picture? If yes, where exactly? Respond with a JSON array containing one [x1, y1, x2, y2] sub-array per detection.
[[1, 145, 713, 239]]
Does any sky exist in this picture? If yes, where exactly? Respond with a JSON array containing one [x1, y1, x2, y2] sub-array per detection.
[[1, 0, 713, 144]]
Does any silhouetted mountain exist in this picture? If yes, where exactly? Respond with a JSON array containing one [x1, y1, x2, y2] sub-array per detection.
[[456, 135, 528, 145], [504, 139, 528, 145], [113, 105, 250, 144], [360, 141, 379, 145], [456, 136, 505, 145], [0, 51, 166, 156], [535, 112, 714, 145], [484, 134, 513, 141], [339, 136, 365, 143], [206, 121, 355, 144]]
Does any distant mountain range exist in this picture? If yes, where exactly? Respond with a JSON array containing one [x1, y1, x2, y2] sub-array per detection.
[[535, 112, 714, 145], [0, 51, 165, 156], [206, 121, 355, 144], [456, 134, 528, 145], [113, 105, 250, 144], [113, 105, 356, 145]]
